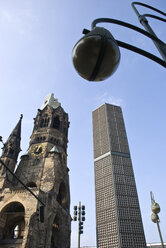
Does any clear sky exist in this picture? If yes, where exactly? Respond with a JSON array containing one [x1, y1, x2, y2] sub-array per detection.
[[0, 0, 165, 247]]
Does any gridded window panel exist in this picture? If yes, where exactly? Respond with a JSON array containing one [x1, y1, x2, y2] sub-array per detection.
[[98, 237, 119, 244], [102, 166, 112, 177], [115, 183, 127, 196], [95, 156, 111, 171], [96, 185, 114, 195], [95, 168, 112, 181], [133, 234, 147, 247], [129, 208, 142, 220], [112, 155, 122, 165], [123, 166, 134, 176], [95, 165, 112, 183], [125, 185, 137, 197], [114, 174, 125, 184], [121, 234, 134, 248], [96, 208, 117, 223], [117, 208, 130, 219], [110, 135, 119, 145], [117, 195, 129, 207], [128, 196, 139, 208], [96, 193, 115, 206], [122, 157, 132, 166], [131, 221, 145, 234], [119, 220, 132, 233], [98, 236, 119, 248], [111, 143, 121, 152], [113, 164, 124, 174], [93, 105, 110, 158], [95, 175, 114, 190], [124, 175, 136, 186], [96, 187, 114, 200], [120, 144, 130, 154], [97, 222, 118, 238], [96, 196, 115, 210], [95, 160, 103, 172], [118, 130, 128, 139]]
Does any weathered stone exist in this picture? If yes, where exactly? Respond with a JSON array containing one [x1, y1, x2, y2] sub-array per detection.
[[0, 94, 71, 248]]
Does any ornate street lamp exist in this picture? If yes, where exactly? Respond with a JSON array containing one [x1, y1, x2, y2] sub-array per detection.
[[150, 191, 164, 248], [72, 2, 166, 81]]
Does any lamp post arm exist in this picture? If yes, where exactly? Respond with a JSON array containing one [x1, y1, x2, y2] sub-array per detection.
[[117, 40, 166, 68], [0, 158, 45, 206], [91, 18, 166, 67], [131, 2, 166, 61]]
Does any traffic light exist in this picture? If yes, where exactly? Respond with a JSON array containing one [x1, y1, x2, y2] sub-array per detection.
[[82, 210, 85, 216], [74, 206, 77, 210], [82, 216, 85, 221], [73, 206, 78, 221], [37, 205, 45, 223], [73, 216, 77, 221], [81, 206, 85, 221], [74, 210, 77, 215], [82, 205, 85, 210], [79, 221, 84, 234]]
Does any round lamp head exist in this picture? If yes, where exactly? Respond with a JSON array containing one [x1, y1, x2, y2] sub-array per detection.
[[151, 202, 160, 214], [151, 213, 159, 223], [72, 27, 120, 82]]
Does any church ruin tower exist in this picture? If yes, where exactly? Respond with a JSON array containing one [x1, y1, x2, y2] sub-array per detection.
[[0, 93, 71, 248], [0, 115, 22, 189]]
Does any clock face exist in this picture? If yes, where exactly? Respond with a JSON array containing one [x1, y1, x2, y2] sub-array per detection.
[[30, 144, 46, 157]]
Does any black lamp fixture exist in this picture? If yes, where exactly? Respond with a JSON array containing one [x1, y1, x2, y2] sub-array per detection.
[[72, 2, 166, 82]]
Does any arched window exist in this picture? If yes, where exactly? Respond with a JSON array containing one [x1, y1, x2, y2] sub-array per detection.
[[0, 202, 25, 242], [57, 183, 68, 210], [53, 116, 60, 129]]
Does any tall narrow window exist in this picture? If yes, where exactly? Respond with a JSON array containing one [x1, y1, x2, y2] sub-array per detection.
[[53, 116, 60, 129], [40, 117, 50, 128], [57, 183, 68, 210]]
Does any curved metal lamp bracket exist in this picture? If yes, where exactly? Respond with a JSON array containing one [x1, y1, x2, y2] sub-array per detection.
[[91, 18, 166, 68], [141, 14, 166, 23], [131, 2, 166, 61], [131, 2, 166, 18]]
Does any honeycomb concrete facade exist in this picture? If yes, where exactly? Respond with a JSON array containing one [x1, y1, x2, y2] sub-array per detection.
[[92, 103, 146, 248], [0, 94, 71, 248]]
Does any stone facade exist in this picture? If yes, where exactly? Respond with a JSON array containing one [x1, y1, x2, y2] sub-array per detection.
[[0, 93, 71, 248]]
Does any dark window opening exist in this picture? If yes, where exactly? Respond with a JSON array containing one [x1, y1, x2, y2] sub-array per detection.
[[53, 117, 60, 129], [26, 182, 37, 188], [57, 183, 68, 210], [40, 117, 50, 128], [9, 147, 14, 155]]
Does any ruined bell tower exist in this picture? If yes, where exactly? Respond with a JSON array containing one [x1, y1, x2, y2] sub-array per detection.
[[0, 93, 71, 248]]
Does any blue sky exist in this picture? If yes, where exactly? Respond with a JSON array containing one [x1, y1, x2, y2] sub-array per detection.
[[0, 0, 165, 247]]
